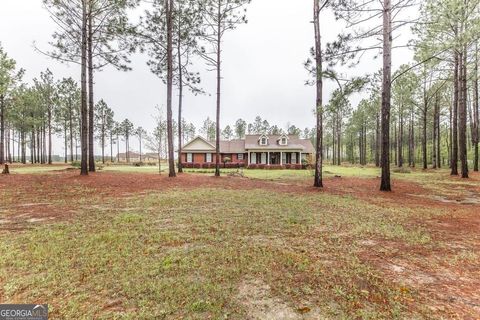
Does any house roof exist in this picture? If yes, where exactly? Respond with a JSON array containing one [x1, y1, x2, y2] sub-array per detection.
[[144, 153, 159, 158], [245, 135, 314, 152], [182, 135, 314, 154], [117, 151, 141, 158], [183, 136, 216, 151], [217, 139, 246, 153]]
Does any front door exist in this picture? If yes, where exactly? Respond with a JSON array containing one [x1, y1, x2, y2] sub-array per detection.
[[270, 153, 280, 165]]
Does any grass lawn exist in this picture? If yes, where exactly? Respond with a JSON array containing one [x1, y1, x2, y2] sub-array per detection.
[[0, 166, 479, 319]]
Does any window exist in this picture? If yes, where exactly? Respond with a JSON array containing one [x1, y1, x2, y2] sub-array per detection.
[[238, 153, 244, 160], [205, 153, 212, 162], [261, 153, 267, 164], [251, 153, 257, 163], [259, 136, 268, 146], [187, 153, 193, 163], [281, 138, 287, 145], [291, 153, 297, 164]]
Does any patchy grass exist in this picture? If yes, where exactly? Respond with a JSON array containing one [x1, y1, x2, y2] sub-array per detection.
[[182, 165, 381, 180], [7, 164, 72, 174], [0, 168, 479, 319], [101, 164, 168, 174], [0, 188, 435, 319]]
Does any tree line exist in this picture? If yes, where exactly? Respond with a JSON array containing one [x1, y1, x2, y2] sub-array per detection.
[[2, 0, 480, 192], [0, 57, 196, 165], [199, 116, 314, 142]]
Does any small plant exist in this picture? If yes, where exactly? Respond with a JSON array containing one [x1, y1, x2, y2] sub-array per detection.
[[222, 157, 231, 168], [71, 161, 81, 168], [392, 167, 411, 174], [133, 162, 145, 167]]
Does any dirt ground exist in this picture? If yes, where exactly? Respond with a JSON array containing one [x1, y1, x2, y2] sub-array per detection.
[[1, 168, 479, 318]]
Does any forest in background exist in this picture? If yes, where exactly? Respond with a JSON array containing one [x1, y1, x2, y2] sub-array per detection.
[[1, 0, 479, 190]]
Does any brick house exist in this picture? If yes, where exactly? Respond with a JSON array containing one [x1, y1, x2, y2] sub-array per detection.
[[116, 152, 159, 163], [180, 134, 314, 169], [117, 151, 141, 163]]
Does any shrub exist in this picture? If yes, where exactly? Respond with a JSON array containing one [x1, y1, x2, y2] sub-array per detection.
[[248, 164, 258, 169], [204, 163, 215, 169], [267, 165, 283, 170], [225, 162, 243, 169], [392, 167, 411, 174], [71, 160, 81, 168], [133, 162, 145, 167]]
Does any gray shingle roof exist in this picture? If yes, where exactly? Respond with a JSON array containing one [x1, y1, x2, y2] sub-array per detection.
[[183, 135, 314, 154], [244, 135, 314, 152]]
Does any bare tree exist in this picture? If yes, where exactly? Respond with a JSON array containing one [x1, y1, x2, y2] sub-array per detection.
[[326, 0, 419, 191], [198, 0, 251, 177]]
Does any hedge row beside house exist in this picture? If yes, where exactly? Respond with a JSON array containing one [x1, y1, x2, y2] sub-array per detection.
[[247, 164, 306, 170], [181, 163, 309, 170], [181, 163, 246, 169]]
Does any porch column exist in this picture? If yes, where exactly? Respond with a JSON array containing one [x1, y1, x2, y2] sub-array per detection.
[[267, 152, 270, 165], [248, 152, 250, 165], [280, 152, 283, 165]]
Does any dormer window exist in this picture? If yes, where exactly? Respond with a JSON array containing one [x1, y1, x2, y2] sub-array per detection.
[[278, 135, 288, 146], [259, 135, 269, 146]]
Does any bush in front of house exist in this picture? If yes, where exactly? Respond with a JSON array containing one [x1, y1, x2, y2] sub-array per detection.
[[268, 164, 284, 170], [203, 163, 215, 169], [225, 163, 243, 169]]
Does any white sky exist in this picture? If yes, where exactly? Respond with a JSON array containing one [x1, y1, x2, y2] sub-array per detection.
[[0, 0, 415, 155]]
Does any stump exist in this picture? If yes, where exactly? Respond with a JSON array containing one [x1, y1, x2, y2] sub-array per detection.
[[2, 164, 9, 174]]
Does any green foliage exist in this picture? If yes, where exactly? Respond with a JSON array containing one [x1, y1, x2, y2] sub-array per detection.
[[71, 160, 81, 168]]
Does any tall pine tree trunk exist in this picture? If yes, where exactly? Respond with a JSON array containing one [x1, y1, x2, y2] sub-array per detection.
[[64, 121, 68, 163], [31, 128, 35, 163], [459, 47, 469, 178], [422, 84, 428, 170], [451, 51, 459, 175], [88, 1, 95, 172], [101, 124, 105, 164], [80, 0, 89, 175], [69, 106, 74, 162], [437, 108, 441, 168], [380, 0, 392, 191], [48, 106, 52, 164], [473, 45, 479, 172], [116, 132, 120, 162], [214, 3, 222, 177], [432, 96, 438, 169], [166, 0, 176, 177], [398, 111, 403, 167], [0, 95, 4, 165], [177, 30, 184, 174], [313, 0, 323, 187], [375, 112, 380, 167], [110, 131, 113, 162]]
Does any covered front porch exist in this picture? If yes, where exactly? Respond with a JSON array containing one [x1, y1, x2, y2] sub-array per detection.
[[247, 151, 303, 165]]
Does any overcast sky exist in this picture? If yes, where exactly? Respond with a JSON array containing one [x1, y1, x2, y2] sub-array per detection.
[[1, 0, 415, 155]]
